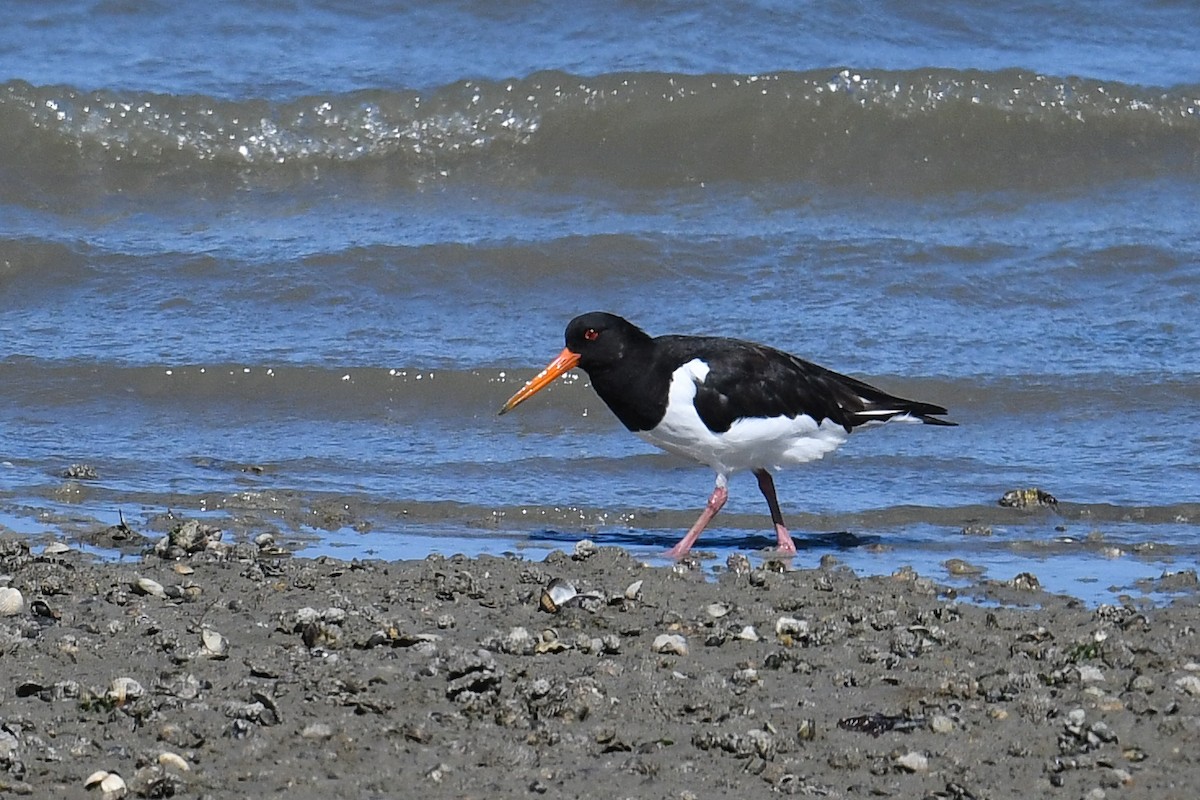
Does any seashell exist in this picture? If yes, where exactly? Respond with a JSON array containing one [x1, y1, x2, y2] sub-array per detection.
[[172, 563, 195, 576], [705, 602, 731, 618], [652, 633, 688, 656], [539, 578, 577, 613], [623, 579, 643, 600], [734, 625, 760, 642], [200, 628, 229, 658], [534, 628, 569, 654], [107, 677, 144, 705], [0, 587, 24, 617], [31, 598, 60, 619], [157, 751, 190, 772], [44, 541, 72, 555], [84, 770, 127, 799], [132, 577, 167, 599]]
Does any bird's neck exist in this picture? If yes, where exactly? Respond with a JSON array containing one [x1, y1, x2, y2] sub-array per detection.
[[584, 340, 668, 432]]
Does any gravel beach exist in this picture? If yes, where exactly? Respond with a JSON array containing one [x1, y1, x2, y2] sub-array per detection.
[[2, 525, 1199, 800]]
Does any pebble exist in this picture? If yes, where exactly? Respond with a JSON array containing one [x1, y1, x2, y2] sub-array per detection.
[[1174, 674, 1200, 697], [930, 715, 955, 734], [894, 751, 929, 773], [652, 633, 688, 656], [300, 722, 335, 740]]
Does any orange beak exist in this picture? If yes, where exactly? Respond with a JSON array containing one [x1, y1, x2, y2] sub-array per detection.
[[498, 347, 581, 415]]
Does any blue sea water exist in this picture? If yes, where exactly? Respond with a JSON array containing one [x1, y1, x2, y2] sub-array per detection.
[[1, 1, 1198, 604]]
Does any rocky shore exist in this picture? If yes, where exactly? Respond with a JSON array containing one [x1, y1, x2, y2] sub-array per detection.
[[2, 524, 1199, 799]]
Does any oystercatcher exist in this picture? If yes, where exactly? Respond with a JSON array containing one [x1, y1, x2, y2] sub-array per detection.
[[499, 312, 955, 558]]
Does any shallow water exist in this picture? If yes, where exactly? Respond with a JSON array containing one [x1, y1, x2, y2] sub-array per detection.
[[2, 1, 1197, 604]]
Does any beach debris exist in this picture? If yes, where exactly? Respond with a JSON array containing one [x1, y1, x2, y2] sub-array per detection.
[[960, 522, 992, 536], [157, 752, 190, 772], [0, 727, 18, 764], [725, 552, 752, 575], [131, 576, 167, 599], [572, 539, 598, 559], [930, 715, 956, 734], [652, 633, 688, 656], [535, 629, 569, 654], [300, 722, 335, 740], [999, 487, 1058, 508], [734, 625, 760, 642], [124, 751, 191, 798], [492, 626, 535, 655], [84, 770, 127, 800], [944, 558, 985, 577], [893, 751, 930, 773], [705, 601, 731, 618], [539, 578, 577, 613], [1174, 674, 1200, 697], [288, 609, 345, 652], [362, 624, 439, 650], [693, 726, 777, 760], [537, 578, 604, 613], [444, 648, 501, 701], [775, 616, 809, 645], [838, 712, 926, 737], [200, 627, 230, 659], [154, 519, 223, 557], [106, 677, 144, 706], [30, 597, 60, 620], [0, 586, 24, 616], [1010, 572, 1042, 591]]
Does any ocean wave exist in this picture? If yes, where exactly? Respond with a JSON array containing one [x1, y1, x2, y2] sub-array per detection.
[[2, 69, 1199, 192]]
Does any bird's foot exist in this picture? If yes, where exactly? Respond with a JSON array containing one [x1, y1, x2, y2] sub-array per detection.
[[662, 543, 692, 560], [775, 524, 797, 556]]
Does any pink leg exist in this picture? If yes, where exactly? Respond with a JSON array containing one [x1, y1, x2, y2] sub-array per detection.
[[664, 482, 728, 559], [754, 469, 797, 555]]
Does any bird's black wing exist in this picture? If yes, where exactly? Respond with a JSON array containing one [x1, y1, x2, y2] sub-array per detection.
[[662, 336, 954, 434]]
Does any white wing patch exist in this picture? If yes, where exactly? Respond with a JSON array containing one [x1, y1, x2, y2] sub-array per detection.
[[637, 359, 850, 474]]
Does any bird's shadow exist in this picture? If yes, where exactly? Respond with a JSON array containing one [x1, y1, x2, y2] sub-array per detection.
[[530, 528, 879, 554]]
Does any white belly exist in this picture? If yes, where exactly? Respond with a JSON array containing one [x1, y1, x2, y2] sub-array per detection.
[[637, 359, 849, 475]]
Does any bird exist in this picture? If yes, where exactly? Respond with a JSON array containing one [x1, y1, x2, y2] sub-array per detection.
[[499, 312, 955, 558]]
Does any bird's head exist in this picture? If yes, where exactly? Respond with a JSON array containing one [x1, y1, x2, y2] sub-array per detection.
[[498, 312, 649, 414]]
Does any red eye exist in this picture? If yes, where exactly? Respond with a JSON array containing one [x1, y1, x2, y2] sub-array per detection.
[[584, 328, 599, 341]]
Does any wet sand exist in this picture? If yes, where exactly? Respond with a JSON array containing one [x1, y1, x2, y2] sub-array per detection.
[[2, 524, 1199, 799]]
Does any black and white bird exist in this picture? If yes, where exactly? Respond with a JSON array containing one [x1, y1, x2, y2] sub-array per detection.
[[499, 312, 955, 558]]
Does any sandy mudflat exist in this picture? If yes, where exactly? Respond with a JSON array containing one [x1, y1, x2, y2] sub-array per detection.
[[2, 525, 1199, 800]]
